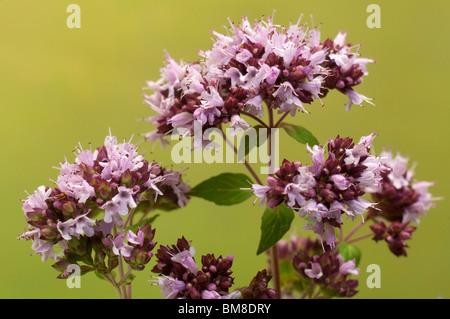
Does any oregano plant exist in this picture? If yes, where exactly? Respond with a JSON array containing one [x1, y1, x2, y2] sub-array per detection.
[[19, 14, 439, 300]]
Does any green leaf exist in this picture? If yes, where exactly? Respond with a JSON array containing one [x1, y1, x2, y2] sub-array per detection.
[[80, 265, 95, 276], [338, 242, 362, 267], [257, 205, 295, 255], [189, 173, 254, 206], [280, 123, 320, 146], [94, 270, 107, 281]]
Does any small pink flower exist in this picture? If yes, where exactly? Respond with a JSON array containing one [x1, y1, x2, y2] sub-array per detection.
[[170, 246, 198, 275], [339, 258, 360, 276], [112, 232, 133, 258], [127, 227, 145, 247], [156, 276, 186, 299], [112, 186, 137, 215], [22, 186, 51, 217], [305, 262, 323, 279]]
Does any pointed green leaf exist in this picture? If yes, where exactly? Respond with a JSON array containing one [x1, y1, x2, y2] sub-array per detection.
[[257, 205, 295, 255], [94, 270, 107, 281], [280, 123, 320, 146], [189, 173, 254, 206]]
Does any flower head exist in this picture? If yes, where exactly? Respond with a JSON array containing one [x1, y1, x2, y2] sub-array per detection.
[[251, 133, 388, 249], [19, 132, 189, 273], [292, 238, 359, 298], [151, 237, 274, 299], [143, 15, 374, 148], [365, 149, 438, 256], [368, 149, 437, 224]]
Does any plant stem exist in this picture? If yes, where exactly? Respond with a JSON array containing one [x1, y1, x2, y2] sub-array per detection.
[[117, 266, 133, 286], [268, 106, 274, 175], [127, 284, 132, 299], [220, 128, 263, 184], [347, 233, 373, 245], [118, 255, 129, 299], [137, 206, 153, 224], [119, 265, 133, 299], [343, 220, 365, 243], [225, 104, 284, 297], [268, 106, 274, 133], [122, 208, 136, 231], [274, 111, 290, 128], [240, 111, 270, 129], [270, 245, 282, 298], [264, 104, 283, 298], [103, 273, 123, 299]]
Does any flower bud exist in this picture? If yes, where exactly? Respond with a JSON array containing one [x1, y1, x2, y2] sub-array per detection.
[[121, 170, 133, 187], [134, 250, 153, 266], [62, 201, 75, 214], [40, 226, 58, 240]]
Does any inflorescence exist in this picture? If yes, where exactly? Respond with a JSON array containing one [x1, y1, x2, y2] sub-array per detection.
[[142, 14, 374, 147], [19, 133, 190, 277]]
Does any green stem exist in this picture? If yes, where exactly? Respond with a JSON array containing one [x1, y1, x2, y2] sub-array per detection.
[[103, 273, 123, 299]]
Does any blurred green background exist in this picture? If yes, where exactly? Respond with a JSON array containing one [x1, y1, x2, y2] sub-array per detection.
[[1, 0, 449, 299]]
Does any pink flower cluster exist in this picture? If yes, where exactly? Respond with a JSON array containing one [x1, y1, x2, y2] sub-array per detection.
[[19, 133, 190, 263], [292, 238, 360, 298], [151, 237, 277, 299], [143, 15, 374, 146], [369, 150, 436, 224], [251, 133, 388, 249], [367, 150, 437, 256], [266, 236, 360, 298]]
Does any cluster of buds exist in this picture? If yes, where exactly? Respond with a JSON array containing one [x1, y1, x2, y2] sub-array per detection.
[[366, 150, 436, 256], [251, 133, 388, 249], [292, 237, 359, 298], [19, 133, 190, 277], [370, 221, 416, 257], [240, 270, 278, 299], [151, 237, 277, 299], [143, 15, 374, 147]]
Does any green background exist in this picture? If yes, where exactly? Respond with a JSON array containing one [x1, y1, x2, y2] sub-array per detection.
[[1, 0, 449, 299]]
